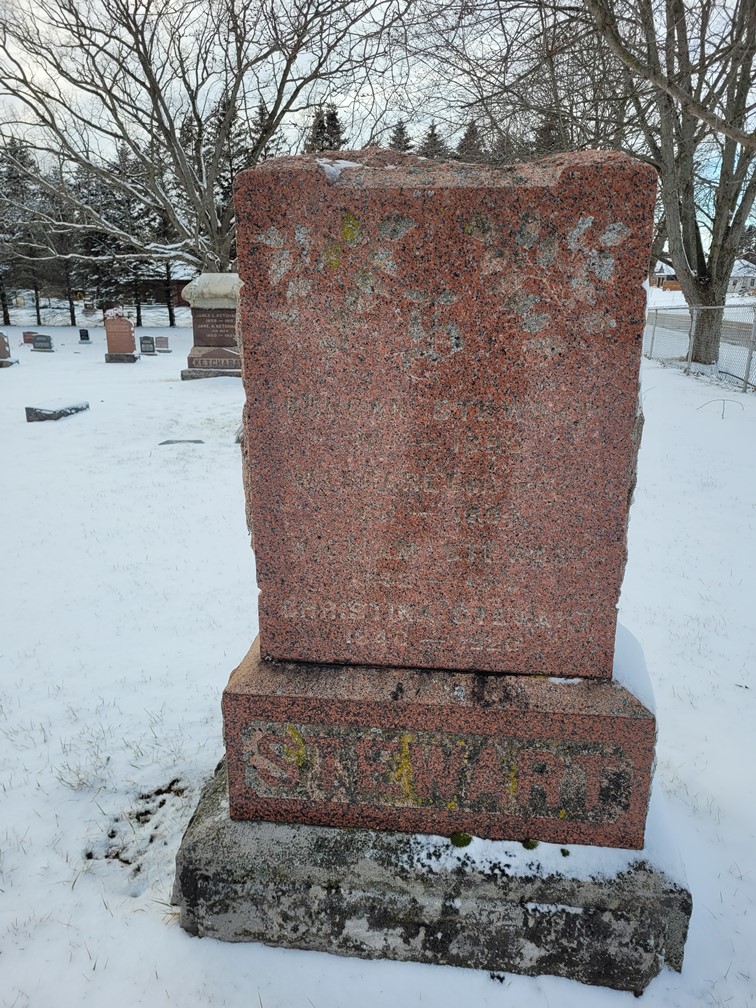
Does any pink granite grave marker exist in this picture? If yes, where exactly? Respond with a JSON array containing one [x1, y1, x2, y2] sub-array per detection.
[[104, 315, 137, 362], [235, 149, 653, 678], [225, 148, 658, 847]]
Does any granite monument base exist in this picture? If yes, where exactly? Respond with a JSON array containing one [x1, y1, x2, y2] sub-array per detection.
[[105, 352, 138, 363], [181, 346, 241, 380], [173, 762, 690, 994], [180, 367, 243, 380], [223, 635, 655, 849]]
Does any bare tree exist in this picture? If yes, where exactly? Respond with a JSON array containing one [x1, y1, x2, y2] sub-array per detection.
[[579, 0, 756, 362], [406, 0, 756, 363], [0, 0, 410, 273]]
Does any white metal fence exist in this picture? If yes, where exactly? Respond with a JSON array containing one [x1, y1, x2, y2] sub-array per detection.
[[643, 304, 756, 392]]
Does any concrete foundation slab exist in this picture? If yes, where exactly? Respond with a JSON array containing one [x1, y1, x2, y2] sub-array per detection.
[[174, 761, 691, 994]]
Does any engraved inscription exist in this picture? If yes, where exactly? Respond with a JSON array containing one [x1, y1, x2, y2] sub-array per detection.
[[241, 721, 633, 824], [192, 308, 237, 346]]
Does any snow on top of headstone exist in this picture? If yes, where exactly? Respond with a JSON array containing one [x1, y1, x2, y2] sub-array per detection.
[[316, 158, 362, 182], [406, 777, 686, 887]]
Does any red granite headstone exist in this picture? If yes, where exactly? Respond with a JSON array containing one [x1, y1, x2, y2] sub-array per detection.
[[235, 149, 654, 678], [104, 317, 136, 355], [227, 148, 658, 847]]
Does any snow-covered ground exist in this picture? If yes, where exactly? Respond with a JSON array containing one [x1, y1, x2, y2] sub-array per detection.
[[1, 326, 755, 1007]]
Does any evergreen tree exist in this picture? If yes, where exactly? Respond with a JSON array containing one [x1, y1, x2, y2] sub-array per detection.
[[487, 128, 528, 166], [533, 111, 565, 156], [68, 164, 123, 311], [324, 105, 347, 150], [303, 106, 328, 153], [0, 138, 47, 324], [388, 121, 413, 152], [304, 105, 347, 152], [417, 123, 449, 160], [251, 102, 284, 162], [455, 121, 486, 162], [738, 225, 756, 263]]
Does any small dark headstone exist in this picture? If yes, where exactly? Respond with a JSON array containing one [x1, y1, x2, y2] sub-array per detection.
[[32, 333, 53, 352], [25, 401, 89, 422], [140, 335, 157, 355], [158, 439, 205, 445], [79, 328, 90, 342], [22, 331, 38, 345]]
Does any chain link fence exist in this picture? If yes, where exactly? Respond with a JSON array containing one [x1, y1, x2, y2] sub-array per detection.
[[643, 303, 756, 392]]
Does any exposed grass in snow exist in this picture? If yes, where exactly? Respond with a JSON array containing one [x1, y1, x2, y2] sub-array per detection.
[[0, 327, 755, 1007]]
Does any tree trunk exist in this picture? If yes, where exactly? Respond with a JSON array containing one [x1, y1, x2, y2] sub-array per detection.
[[0, 278, 10, 325], [65, 263, 76, 326], [682, 275, 729, 365], [165, 261, 176, 327], [134, 276, 142, 328], [33, 276, 41, 326], [690, 305, 724, 365]]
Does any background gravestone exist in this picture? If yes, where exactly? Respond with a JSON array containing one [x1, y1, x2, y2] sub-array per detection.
[[140, 335, 156, 355], [104, 316, 137, 363], [31, 333, 53, 352], [180, 273, 242, 380], [0, 332, 17, 367]]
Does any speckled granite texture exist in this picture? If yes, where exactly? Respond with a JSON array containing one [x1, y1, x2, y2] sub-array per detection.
[[234, 148, 656, 676], [223, 637, 655, 848]]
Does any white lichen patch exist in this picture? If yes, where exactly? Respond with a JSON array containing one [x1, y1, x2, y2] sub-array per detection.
[[378, 215, 417, 241], [600, 221, 631, 246], [371, 247, 397, 275], [567, 215, 594, 251], [268, 249, 292, 284], [256, 226, 285, 248], [588, 249, 615, 281], [525, 902, 584, 915], [570, 276, 596, 304], [286, 277, 312, 299], [294, 224, 314, 258]]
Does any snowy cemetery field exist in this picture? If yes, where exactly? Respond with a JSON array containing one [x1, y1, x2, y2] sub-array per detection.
[[1, 325, 755, 1008]]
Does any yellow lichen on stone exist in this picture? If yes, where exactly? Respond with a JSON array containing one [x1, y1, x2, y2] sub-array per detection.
[[283, 724, 308, 768], [446, 796, 459, 811], [508, 766, 518, 797], [389, 732, 421, 804], [559, 808, 567, 819], [322, 241, 342, 269], [340, 211, 362, 245]]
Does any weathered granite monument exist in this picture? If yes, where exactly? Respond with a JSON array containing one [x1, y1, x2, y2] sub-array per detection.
[[175, 149, 691, 992], [0, 332, 17, 367], [180, 273, 242, 380], [104, 314, 137, 363]]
